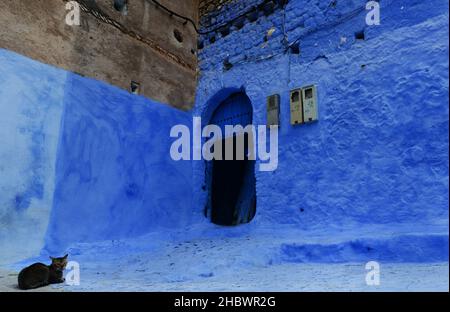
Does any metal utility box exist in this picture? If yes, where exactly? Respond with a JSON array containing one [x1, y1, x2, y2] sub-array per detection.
[[302, 85, 318, 123], [290, 88, 303, 125], [267, 94, 280, 127]]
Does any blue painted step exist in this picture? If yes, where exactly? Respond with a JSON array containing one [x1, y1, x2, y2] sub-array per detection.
[[281, 234, 449, 263]]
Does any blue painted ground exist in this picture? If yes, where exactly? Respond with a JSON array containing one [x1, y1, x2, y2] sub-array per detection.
[[1, 223, 448, 291]]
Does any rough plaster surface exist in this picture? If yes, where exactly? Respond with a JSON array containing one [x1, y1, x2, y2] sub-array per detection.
[[0, 50, 66, 264], [45, 72, 193, 253], [194, 0, 449, 231], [0, 49, 193, 263]]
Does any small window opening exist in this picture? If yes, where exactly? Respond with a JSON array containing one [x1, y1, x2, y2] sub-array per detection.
[[355, 30, 365, 40], [223, 57, 233, 71], [131, 81, 140, 95]]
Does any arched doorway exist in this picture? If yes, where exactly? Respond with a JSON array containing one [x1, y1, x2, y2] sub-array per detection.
[[204, 92, 256, 226]]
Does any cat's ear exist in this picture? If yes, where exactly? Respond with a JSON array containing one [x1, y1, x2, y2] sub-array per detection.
[[63, 254, 68, 259], [49, 256, 55, 261]]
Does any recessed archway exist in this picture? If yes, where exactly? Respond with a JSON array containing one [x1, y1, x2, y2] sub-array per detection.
[[204, 91, 256, 226]]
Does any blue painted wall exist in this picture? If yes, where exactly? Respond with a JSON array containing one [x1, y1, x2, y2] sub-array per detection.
[[44, 74, 193, 253], [0, 49, 193, 261], [0, 0, 448, 265], [194, 0, 449, 231], [0, 49, 66, 264]]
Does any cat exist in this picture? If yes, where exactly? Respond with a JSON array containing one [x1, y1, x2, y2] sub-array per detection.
[[18, 254, 68, 290]]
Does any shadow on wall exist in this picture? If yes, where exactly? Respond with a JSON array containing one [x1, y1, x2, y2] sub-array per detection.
[[44, 67, 194, 254]]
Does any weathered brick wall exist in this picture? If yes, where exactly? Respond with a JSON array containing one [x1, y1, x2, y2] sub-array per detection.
[[197, 0, 290, 72], [197, 0, 376, 72], [0, 0, 199, 110]]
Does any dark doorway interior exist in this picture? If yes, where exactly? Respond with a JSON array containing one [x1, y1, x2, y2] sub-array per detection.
[[206, 92, 256, 226], [211, 134, 256, 225]]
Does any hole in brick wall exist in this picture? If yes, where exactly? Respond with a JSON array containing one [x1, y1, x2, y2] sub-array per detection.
[[263, 1, 275, 16], [276, 0, 289, 7], [247, 9, 259, 23], [173, 29, 184, 43], [233, 16, 246, 30], [219, 26, 230, 37], [113, 0, 128, 14], [131, 81, 140, 95], [355, 30, 365, 40]]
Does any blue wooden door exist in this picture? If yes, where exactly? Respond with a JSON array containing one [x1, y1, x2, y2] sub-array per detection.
[[206, 92, 256, 225]]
